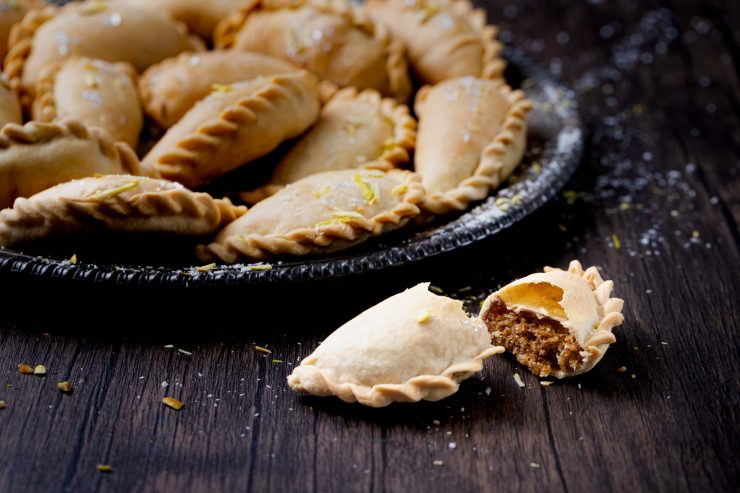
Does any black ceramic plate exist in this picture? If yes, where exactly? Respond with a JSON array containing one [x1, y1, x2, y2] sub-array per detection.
[[0, 50, 583, 287]]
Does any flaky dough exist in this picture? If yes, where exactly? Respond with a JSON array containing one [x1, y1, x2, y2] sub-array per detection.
[[288, 283, 504, 407]]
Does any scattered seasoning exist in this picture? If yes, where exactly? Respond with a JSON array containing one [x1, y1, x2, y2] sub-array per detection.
[[416, 309, 432, 324], [17, 363, 33, 374], [255, 346, 272, 354], [69, 254, 78, 264], [530, 462, 541, 469], [432, 419, 440, 426], [630, 374, 636, 379], [617, 366, 627, 373], [660, 341, 668, 346], [247, 263, 272, 272], [81, 2, 107, 15], [195, 263, 216, 273], [513, 373, 525, 388], [558, 223, 568, 232], [33, 365, 47, 376], [540, 381, 553, 387], [92, 180, 140, 201], [162, 397, 183, 411], [57, 381, 73, 393], [428, 285, 444, 294], [0, 401, 5, 409], [164, 344, 174, 349], [353, 174, 379, 205], [211, 83, 233, 94], [271, 359, 284, 364], [611, 233, 622, 250], [177, 349, 192, 356], [692, 230, 700, 238], [432, 460, 444, 467], [96, 465, 113, 474]]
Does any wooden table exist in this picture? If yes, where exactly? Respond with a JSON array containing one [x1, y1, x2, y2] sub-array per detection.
[[1, 0, 738, 491]]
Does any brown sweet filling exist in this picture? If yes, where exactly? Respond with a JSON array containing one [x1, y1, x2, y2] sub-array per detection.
[[481, 297, 584, 377]]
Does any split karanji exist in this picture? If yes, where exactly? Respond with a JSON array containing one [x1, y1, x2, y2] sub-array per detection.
[[288, 261, 625, 407], [0, 0, 534, 262]]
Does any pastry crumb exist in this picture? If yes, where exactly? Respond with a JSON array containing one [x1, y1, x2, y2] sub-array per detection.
[[195, 263, 216, 272], [17, 363, 33, 374], [0, 401, 5, 409], [162, 397, 183, 411], [33, 364, 47, 376], [57, 381, 73, 393], [617, 366, 627, 373]]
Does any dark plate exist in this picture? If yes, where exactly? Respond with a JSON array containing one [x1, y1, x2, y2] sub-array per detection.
[[0, 50, 583, 288]]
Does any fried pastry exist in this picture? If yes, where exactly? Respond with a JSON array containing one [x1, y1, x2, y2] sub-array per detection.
[[198, 168, 424, 262], [366, 0, 505, 84], [140, 50, 299, 128], [240, 87, 415, 203], [0, 119, 140, 210], [142, 70, 320, 188], [414, 76, 532, 215], [0, 76, 21, 127], [215, 0, 411, 101], [288, 283, 504, 407], [0, 174, 246, 247], [122, 0, 247, 39], [479, 260, 625, 379], [0, 0, 43, 60], [4, 1, 204, 104], [32, 57, 143, 148]]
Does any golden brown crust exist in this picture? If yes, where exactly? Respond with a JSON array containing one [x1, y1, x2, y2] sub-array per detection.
[[142, 70, 320, 188], [239, 86, 416, 204], [0, 118, 141, 209], [214, 0, 411, 101], [3, 2, 204, 107], [416, 79, 533, 216], [32, 57, 142, 148], [0, 75, 22, 127], [0, 175, 247, 247], [198, 169, 425, 263], [122, 0, 247, 40], [0, 0, 45, 61], [138, 50, 299, 128], [366, 0, 505, 84], [2, 4, 56, 106]]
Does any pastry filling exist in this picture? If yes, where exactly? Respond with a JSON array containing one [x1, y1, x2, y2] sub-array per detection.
[[481, 297, 584, 376]]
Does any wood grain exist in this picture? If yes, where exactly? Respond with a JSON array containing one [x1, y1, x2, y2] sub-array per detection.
[[0, 0, 738, 492]]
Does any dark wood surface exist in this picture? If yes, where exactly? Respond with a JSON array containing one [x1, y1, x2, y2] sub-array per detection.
[[1, 0, 739, 492]]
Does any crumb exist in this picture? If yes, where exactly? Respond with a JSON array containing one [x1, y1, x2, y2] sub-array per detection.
[[162, 397, 183, 411]]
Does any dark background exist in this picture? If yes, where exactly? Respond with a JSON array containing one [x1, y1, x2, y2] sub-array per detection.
[[1, 0, 739, 492]]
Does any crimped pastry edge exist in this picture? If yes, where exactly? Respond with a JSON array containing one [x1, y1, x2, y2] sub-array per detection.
[[417, 79, 533, 216], [288, 344, 503, 407], [197, 169, 425, 263], [141, 70, 319, 187], [0, 118, 141, 176], [214, 0, 411, 101], [0, 175, 247, 247], [479, 260, 626, 379], [239, 85, 416, 204]]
